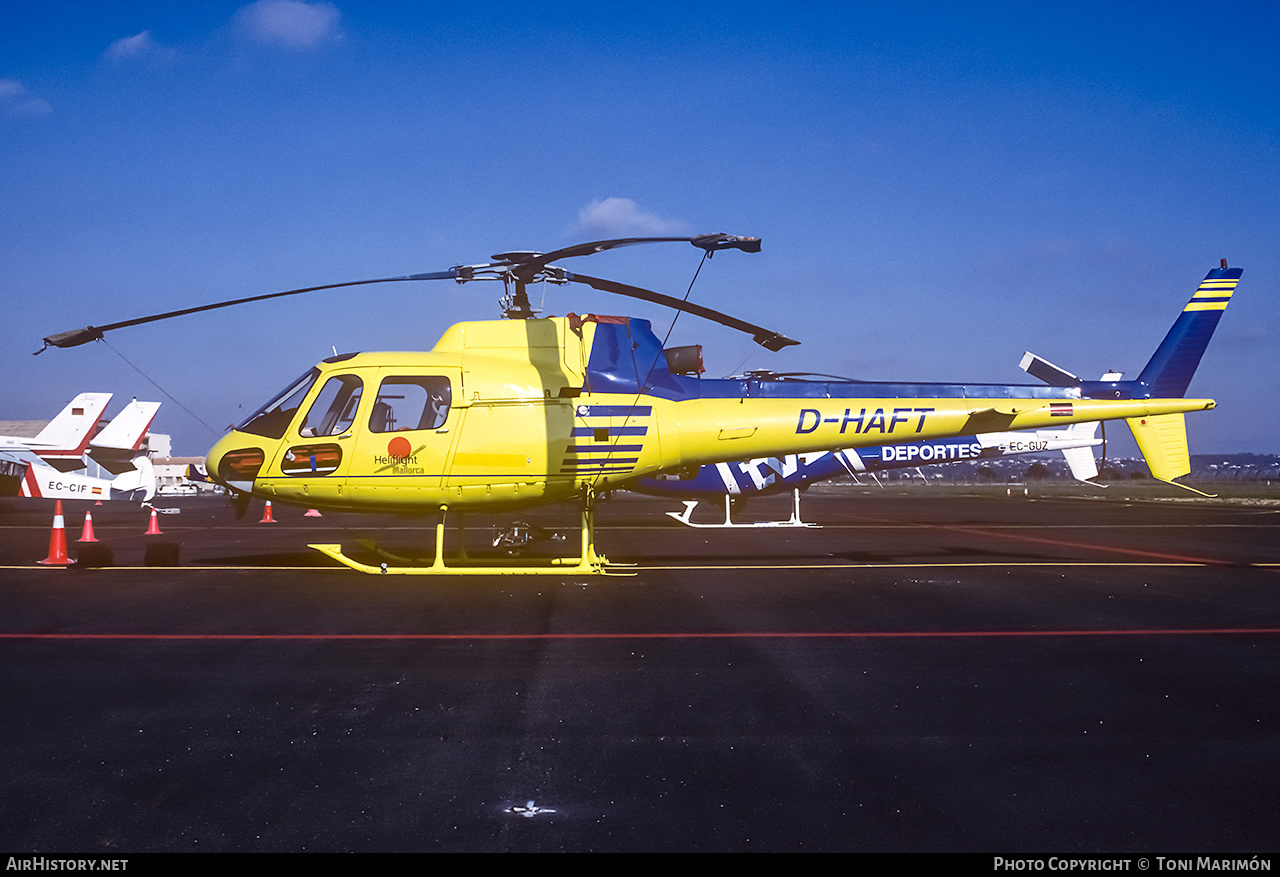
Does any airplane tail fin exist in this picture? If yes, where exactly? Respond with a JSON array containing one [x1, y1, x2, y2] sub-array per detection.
[[91, 400, 159, 451], [1135, 264, 1242, 398], [88, 400, 161, 474], [31, 392, 112, 458]]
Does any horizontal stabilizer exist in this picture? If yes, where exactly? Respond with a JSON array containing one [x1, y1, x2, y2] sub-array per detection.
[[1126, 413, 1190, 483], [1020, 352, 1079, 387], [43, 457, 88, 473]]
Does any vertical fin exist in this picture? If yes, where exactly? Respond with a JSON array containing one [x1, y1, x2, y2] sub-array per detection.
[[91, 400, 160, 452], [31, 392, 112, 456], [1137, 266, 1241, 398], [1126, 413, 1190, 483]]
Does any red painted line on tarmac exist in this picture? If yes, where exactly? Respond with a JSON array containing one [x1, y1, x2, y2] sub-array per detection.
[[948, 526, 1230, 565], [1, 628, 1278, 642], [843, 512, 1237, 566]]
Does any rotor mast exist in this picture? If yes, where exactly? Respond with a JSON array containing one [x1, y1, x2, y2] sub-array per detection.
[[492, 233, 763, 321]]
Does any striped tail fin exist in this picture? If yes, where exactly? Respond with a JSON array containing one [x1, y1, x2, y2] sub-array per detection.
[[1137, 264, 1242, 398]]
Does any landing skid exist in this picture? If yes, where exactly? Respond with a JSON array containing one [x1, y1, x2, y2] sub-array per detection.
[[665, 488, 819, 529], [309, 490, 633, 575]]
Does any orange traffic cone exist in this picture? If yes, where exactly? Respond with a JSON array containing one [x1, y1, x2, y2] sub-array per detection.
[[260, 501, 276, 523], [304, 508, 322, 517], [38, 500, 73, 566], [144, 507, 162, 535], [77, 510, 98, 543]]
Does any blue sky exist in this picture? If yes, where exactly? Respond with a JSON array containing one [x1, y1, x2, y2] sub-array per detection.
[[4, 1, 1277, 456]]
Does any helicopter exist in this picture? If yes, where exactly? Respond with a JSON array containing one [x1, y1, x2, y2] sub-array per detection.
[[39, 235, 1240, 575]]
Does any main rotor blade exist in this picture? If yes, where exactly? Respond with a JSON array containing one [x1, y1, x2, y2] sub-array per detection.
[[562, 271, 799, 351], [38, 270, 461, 352], [509, 234, 762, 282], [38, 234, 771, 353]]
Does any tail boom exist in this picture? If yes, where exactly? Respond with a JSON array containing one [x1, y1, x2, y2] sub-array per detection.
[[660, 395, 1213, 474]]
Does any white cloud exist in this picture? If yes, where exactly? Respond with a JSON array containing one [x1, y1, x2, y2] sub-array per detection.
[[0, 78, 51, 117], [104, 30, 175, 62], [234, 0, 342, 49], [572, 198, 689, 238]]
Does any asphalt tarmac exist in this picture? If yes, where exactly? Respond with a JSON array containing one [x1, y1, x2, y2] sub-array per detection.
[[1, 490, 1278, 853]]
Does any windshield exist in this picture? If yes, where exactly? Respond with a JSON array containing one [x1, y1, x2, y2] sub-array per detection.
[[237, 368, 320, 439]]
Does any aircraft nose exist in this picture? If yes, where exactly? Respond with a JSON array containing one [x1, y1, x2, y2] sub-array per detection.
[[205, 432, 265, 492]]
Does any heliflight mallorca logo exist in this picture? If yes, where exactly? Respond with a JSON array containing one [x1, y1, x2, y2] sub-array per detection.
[[374, 436, 424, 473]]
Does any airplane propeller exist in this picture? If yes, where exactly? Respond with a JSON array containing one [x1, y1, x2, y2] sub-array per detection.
[[37, 234, 797, 354]]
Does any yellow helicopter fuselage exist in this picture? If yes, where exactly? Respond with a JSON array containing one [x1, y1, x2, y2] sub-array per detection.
[[206, 315, 1211, 513]]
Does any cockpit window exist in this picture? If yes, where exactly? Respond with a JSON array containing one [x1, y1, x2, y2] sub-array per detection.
[[369, 376, 452, 433], [237, 368, 319, 439], [299, 375, 364, 437]]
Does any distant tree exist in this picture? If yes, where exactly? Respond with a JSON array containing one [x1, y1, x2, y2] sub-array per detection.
[[1025, 462, 1050, 481], [977, 465, 995, 482]]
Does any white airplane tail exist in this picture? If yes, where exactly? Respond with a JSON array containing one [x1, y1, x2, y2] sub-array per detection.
[[29, 392, 112, 462], [88, 400, 161, 474]]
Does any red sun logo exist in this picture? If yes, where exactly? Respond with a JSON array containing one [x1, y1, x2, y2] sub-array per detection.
[[387, 436, 412, 458]]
